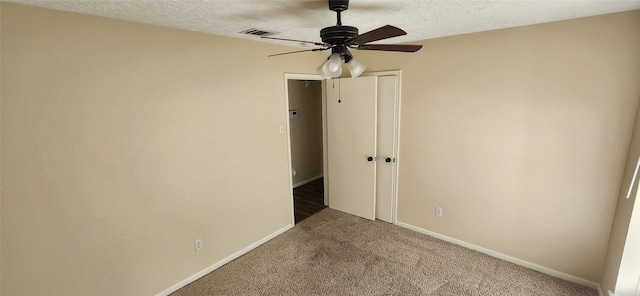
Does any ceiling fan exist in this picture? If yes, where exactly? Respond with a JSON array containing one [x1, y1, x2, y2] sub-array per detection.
[[263, 0, 423, 78]]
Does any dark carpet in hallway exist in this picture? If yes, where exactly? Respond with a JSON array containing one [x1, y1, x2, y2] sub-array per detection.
[[293, 178, 325, 223]]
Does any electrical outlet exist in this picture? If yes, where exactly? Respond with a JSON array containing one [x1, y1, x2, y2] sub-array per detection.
[[195, 239, 203, 251], [435, 207, 443, 217]]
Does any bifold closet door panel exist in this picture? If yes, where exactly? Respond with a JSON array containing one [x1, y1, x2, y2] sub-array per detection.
[[376, 75, 397, 223], [326, 77, 377, 220]]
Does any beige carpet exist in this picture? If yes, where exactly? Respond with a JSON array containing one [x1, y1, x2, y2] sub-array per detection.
[[171, 208, 597, 295]]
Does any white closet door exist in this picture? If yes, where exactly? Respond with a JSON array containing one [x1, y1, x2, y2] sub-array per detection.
[[326, 77, 377, 220], [375, 76, 398, 223]]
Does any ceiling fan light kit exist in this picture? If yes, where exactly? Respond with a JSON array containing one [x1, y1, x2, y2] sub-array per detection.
[[263, 0, 422, 79], [318, 46, 365, 78]]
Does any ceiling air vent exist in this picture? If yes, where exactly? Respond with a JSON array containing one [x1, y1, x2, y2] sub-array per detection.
[[240, 28, 276, 37]]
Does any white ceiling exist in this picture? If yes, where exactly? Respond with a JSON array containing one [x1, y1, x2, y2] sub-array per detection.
[[8, 0, 640, 48]]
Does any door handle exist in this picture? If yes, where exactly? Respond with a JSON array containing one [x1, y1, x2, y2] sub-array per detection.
[[385, 157, 392, 163], [367, 156, 374, 162]]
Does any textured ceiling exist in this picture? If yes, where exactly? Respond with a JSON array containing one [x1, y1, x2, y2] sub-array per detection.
[[7, 0, 640, 48]]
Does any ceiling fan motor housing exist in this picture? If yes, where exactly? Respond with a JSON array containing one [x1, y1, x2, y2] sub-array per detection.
[[320, 26, 358, 45], [328, 0, 349, 12]]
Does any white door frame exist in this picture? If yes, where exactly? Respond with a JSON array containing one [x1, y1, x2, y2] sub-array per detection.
[[284, 73, 326, 226], [617, 187, 640, 296]]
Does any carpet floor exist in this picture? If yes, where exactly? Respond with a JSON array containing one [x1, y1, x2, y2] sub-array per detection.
[[171, 208, 597, 295]]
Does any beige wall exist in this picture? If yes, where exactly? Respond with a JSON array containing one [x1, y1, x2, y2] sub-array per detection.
[[356, 10, 640, 283], [288, 80, 323, 186], [0, 3, 322, 295]]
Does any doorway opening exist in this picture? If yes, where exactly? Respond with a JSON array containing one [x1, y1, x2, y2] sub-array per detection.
[[286, 77, 326, 223]]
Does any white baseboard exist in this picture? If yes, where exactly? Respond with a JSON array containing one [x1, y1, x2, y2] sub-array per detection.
[[155, 224, 294, 296], [293, 174, 323, 188], [395, 221, 600, 290]]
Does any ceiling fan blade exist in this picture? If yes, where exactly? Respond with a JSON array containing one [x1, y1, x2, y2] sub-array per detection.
[[262, 36, 331, 47], [355, 44, 423, 53], [268, 47, 331, 57], [346, 25, 407, 46]]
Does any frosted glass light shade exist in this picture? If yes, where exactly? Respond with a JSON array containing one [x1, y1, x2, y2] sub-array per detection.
[[325, 53, 342, 77], [317, 65, 331, 79], [318, 62, 341, 78], [317, 53, 343, 78], [346, 57, 366, 77]]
